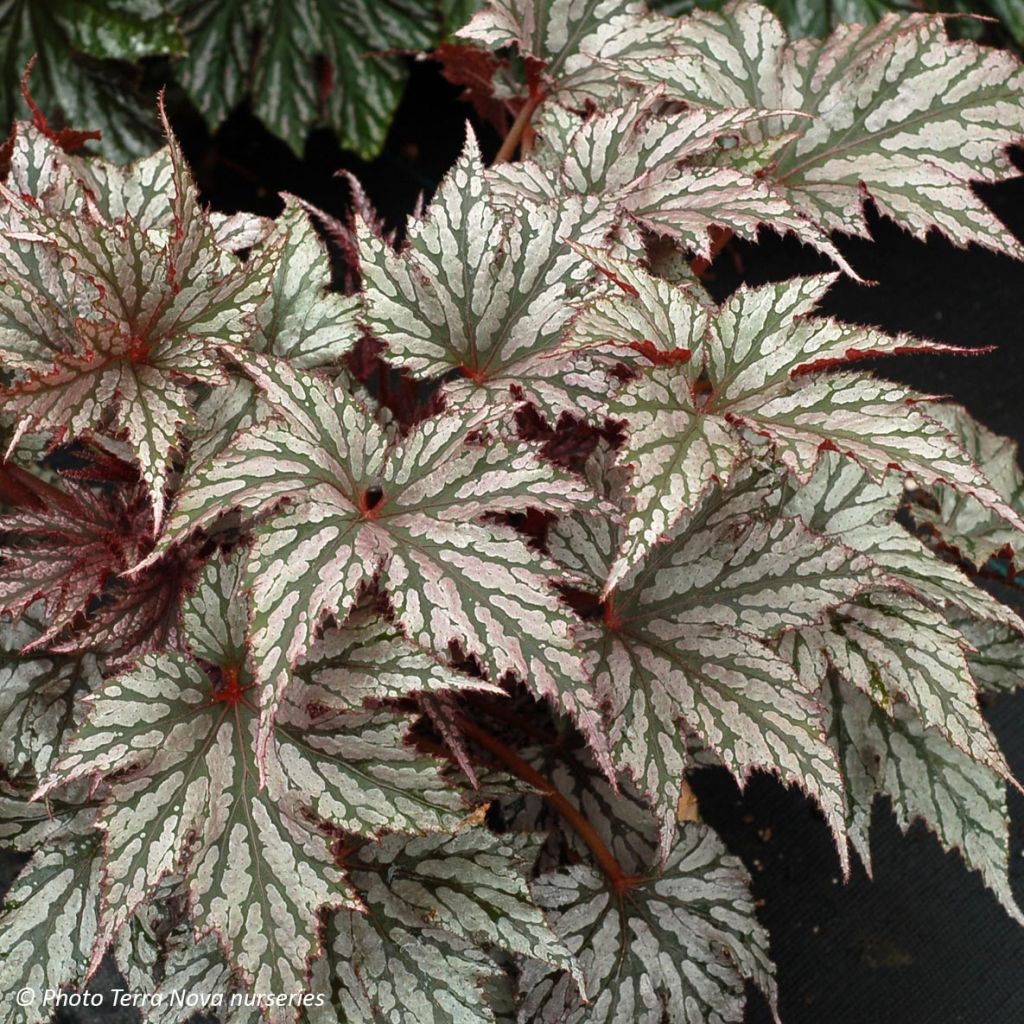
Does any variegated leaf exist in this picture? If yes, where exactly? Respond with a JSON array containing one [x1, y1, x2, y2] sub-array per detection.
[[0, 116, 277, 528], [297, 606, 502, 713], [45, 535, 204, 670], [0, 610, 99, 777], [253, 201, 363, 368], [498, 733, 680, 874], [147, 941, 260, 1024], [319, 908, 502, 1024], [809, 656, 1024, 925], [0, 484, 139, 646], [0, 787, 62, 852], [179, 546, 250, 666], [377, 516, 604, 748], [457, 0, 639, 65], [518, 824, 774, 1024], [558, 96, 771, 199], [778, 454, 1019, 770], [5, 5, 1024, 1015], [316, 830, 574, 1024], [196, 552, 469, 834], [458, 0, 677, 107], [352, 831, 578, 981], [608, 367, 741, 586], [607, 1, 1024, 258], [0, 777, 98, 854], [777, 456, 1024, 807], [648, 0, 1010, 40], [176, 0, 437, 158], [953, 614, 1024, 694], [38, 652, 353, 1005], [566, 246, 709, 360], [271, 700, 468, 838], [0, 830, 104, 1024], [38, 553, 470, 1007], [359, 133, 615, 422], [4, 360, 196, 533], [741, 374, 1017, 508], [2, 122, 72, 206], [0, 4, 182, 164], [551, 472, 870, 862], [780, 449, 1022, 630], [502, 93, 859, 272], [570, 265, 1002, 584], [149, 351, 607, 771], [115, 903, 262, 1024], [628, 164, 854, 271], [181, 374, 266, 483], [210, 210, 276, 254], [912, 403, 1024, 568], [796, 592, 1010, 779]]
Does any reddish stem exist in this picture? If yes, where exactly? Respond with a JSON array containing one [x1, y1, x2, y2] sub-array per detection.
[[457, 717, 637, 893], [492, 90, 545, 165], [0, 461, 79, 514]]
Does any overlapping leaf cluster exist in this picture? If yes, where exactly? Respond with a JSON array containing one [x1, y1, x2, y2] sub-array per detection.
[[654, 0, 1024, 49], [8, 0, 1024, 165], [3, 2, 1024, 1023], [1, 0, 472, 162]]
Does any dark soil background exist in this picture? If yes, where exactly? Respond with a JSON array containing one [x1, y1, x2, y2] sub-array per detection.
[[4, 54, 1024, 1024]]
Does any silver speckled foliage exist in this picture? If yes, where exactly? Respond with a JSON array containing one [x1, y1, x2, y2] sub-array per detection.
[[2, 1, 1024, 1022]]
